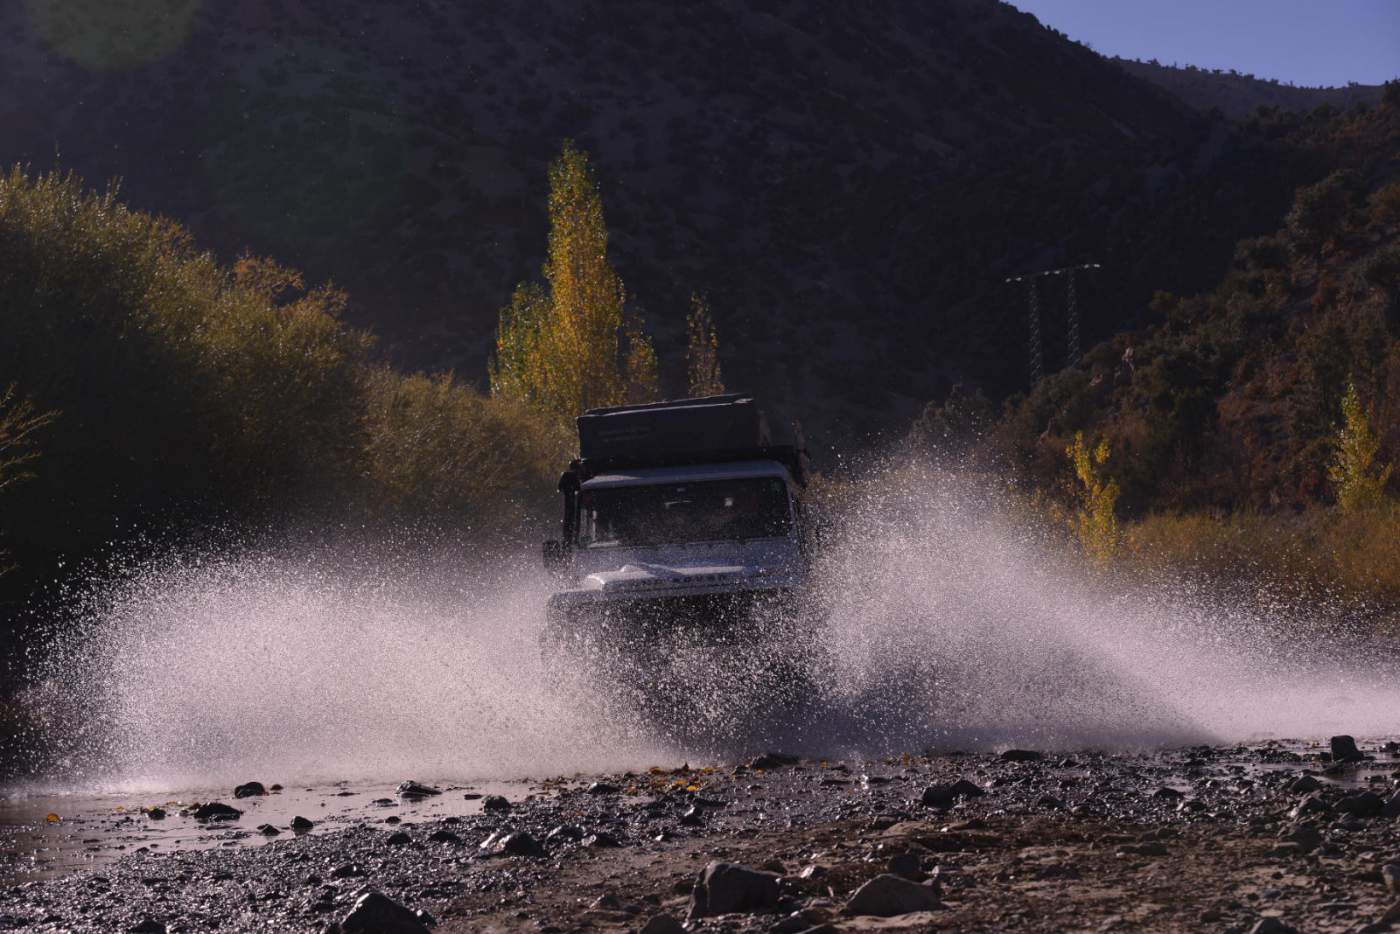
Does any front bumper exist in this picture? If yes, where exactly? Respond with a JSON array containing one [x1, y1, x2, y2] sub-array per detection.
[[545, 586, 794, 638]]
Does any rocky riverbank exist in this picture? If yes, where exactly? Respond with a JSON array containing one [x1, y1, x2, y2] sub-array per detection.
[[2, 739, 1399, 933]]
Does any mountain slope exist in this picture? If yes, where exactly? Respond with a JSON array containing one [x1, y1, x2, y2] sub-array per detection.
[[0, 0, 1317, 443], [1118, 59, 1388, 120], [992, 100, 1400, 514]]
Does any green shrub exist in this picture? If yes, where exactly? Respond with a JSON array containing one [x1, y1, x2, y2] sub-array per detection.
[[0, 167, 561, 587], [359, 368, 567, 531]]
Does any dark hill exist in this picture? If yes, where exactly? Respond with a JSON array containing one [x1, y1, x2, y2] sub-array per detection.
[[0, 0, 1317, 443], [991, 100, 1400, 514], [1118, 59, 1387, 120]]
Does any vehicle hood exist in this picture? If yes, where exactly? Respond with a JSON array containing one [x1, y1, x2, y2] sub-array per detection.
[[571, 539, 802, 596]]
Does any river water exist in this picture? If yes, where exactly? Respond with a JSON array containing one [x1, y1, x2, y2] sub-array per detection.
[[4, 467, 1398, 883]]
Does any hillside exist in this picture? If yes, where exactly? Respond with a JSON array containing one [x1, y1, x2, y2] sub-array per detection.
[[991, 98, 1400, 516], [1118, 59, 1387, 120], [0, 0, 1319, 443]]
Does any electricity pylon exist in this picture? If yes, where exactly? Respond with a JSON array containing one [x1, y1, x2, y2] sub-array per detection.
[[1005, 262, 1101, 386]]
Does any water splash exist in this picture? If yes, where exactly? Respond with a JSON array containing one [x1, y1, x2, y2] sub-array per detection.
[[809, 463, 1400, 754], [18, 464, 1400, 788]]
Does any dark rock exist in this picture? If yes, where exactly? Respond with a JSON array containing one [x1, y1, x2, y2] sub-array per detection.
[[291, 816, 315, 832], [233, 781, 267, 798], [1330, 735, 1364, 763], [1384, 792, 1400, 819], [396, 780, 442, 799], [1117, 842, 1168, 857], [128, 921, 167, 934], [1152, 787, 1184, 799], [1036, 795, 1065, 810], [545, 824, 584, 843], [587, 781, 621, 795], [688, 861, 782, 919], [1278, 823, 1322, 853], [771, 913, 816, 934], [921, 779, 985, 808], [845, 873, 942, 916], [330, 864, 363, 879], [1380, 899, 1400, 927], [145, 807, 166, 820], [639, 914, 686, 934], [1247, 918, 1297, 934], [257, 824, 281, 836], [1000, 749, 1043, 763], [192, 802, 242, 821], [340, 890, 430, 934], [1287, 774, 1323, 794], [1335, 791, 1384, 817], [1288, 793, 1330, 820], [427, 829, 462, 845], [679, 806, 703, 826], [886, 852, 923, 881], [461, 792, 482, 800], [480, 830, 543, 856], [386, 831, 411, 846], [583, 831, 622, 848], [481, 795, 511, 813], [590, 894, 623, 910], [748, 753, 801, 770]]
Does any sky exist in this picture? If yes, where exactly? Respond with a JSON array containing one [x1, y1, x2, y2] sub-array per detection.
[[1010, 0, 1400, 87]]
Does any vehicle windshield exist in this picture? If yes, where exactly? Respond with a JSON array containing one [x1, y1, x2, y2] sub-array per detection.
[[579, 477, 791, 547]]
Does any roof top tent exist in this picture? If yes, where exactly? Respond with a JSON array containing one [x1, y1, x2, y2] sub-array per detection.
[[571, 394, 808, 486]]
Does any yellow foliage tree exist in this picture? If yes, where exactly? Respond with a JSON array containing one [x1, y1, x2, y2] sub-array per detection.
[[624, 323, 660, 404], [1328, 382, 1393, 514], [491, 141, 658, 418], [686, 292, 725, 397], [1066, 431, 1120, 565], [488, 282, 550, 409]]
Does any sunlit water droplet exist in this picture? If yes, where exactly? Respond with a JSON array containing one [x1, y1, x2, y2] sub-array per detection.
[[16, 462, 1400, 790]]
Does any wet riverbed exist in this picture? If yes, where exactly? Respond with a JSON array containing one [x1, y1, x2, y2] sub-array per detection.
[[0, 777, 537, 885], [2, 738, 1395, 887]]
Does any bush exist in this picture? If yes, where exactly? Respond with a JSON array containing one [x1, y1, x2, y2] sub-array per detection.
[[1123, 506, 1400, 612], [0, 168, 561, 590], [359, 369, 567, 532], [1371, 182, 1400, 228]]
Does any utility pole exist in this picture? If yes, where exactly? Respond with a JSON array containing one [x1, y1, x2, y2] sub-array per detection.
[[1005, 262, 1101, 386]]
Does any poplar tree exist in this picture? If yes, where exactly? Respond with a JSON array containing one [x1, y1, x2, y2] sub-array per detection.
[[1329, 382, 1393, 513], [686, 292, 725, 398], [491, 141, 658, 418]]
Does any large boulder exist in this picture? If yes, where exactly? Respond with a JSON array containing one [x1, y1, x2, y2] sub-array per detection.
[[845, 873, 942, 917], [1329, 735, 1364, 762], [688, 862, 782, 919], [192, 802, 241, 821], [340, 891, 429, 934], [921, 779, 985, 808], [395, 780, 442, 799], [1334, 791, 1384, 817]]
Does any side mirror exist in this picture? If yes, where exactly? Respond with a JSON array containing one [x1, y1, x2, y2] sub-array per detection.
[[542, 540, 567, 572]]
